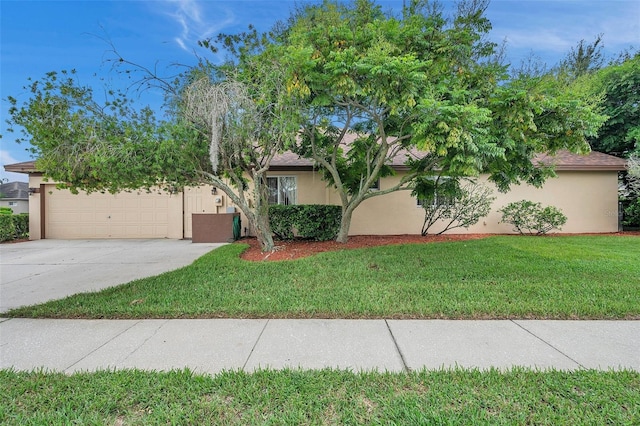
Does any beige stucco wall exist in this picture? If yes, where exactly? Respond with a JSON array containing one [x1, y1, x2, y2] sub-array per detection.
[[26, 168, 620, 240], [349, 171, 621, 235], [220, 171, 332, 238], [232, 169, 621, 236], [27, 176, 44, 240]]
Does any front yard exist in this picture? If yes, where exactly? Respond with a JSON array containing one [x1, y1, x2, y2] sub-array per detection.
[[5, 235, 639, 319], [2, 235, 639, 424]]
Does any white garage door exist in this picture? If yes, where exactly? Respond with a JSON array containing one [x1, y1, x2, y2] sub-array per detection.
[[44, 186, 173, 239]]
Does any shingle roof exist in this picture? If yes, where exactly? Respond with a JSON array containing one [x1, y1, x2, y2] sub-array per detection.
[[5, 149, 627, 175], [0, 181, 29, 200], [534, 150, 627, 171]]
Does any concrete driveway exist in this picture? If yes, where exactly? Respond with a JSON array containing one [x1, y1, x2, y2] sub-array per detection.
[[0, 239, 224, 313]]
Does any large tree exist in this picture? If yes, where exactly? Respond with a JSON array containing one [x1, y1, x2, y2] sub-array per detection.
[[279, 0, 605, 242], [588, 54, 640, 156], [6, 30, 304, 251]]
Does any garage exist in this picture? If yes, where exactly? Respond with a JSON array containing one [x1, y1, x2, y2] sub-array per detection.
[[43, 185, 179, 239]]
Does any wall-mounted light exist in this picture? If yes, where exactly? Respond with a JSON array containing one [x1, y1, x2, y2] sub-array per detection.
[[28, 187, 39, 196], [211, 187, 218, 195]]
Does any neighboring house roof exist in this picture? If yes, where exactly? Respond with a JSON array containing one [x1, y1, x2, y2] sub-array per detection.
[[4, 149, 628, 176], [0, 181, 29, 200]]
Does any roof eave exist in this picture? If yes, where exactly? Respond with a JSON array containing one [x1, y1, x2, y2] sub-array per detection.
[[4, 162, 39, 174], [553, 165, 627, 172]]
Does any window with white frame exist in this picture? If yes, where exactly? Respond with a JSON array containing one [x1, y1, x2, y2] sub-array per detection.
[[416, 178, 455, 208], [8, 201, 18, 207], [267, 176, 297, 205]]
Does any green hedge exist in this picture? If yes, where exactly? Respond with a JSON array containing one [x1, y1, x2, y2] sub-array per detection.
[[13, 213, 29, 239], [623, 198, 640, 228], [269, 205, 341, 241], [0, 213, 29, 242]]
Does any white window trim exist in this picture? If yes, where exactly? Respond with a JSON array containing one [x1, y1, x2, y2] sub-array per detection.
[[415, 177, 454, 208], [267, 176, 297, 205]]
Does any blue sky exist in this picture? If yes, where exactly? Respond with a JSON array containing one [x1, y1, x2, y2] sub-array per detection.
[[2, 0, 639, 182]]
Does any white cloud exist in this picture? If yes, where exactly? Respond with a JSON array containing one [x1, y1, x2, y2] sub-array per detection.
[[163, 0, 237, 53], [0, 150, 29, 183], [487, 0, 639, 66]]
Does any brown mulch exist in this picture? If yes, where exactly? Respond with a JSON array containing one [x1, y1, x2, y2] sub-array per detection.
[[238, 231, 640, 262]]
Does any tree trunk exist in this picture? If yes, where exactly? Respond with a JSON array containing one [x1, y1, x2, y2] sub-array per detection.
[[252, 212, 275, 252], [336, 206, 355, 243]]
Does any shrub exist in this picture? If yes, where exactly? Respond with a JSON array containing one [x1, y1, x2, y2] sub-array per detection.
[[0, 207, 13, 215], [499, 200, 567, 235], [0, 212, 29, 241], [623, 198, 640, 228], [13, 213, 29, 239], [270, 205, 341, 241], [419, 181, 495, 235], [0, 215, 16, 242]]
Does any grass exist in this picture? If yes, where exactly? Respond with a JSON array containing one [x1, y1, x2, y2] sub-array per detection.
[[6, 235, 640, 319], [1, 368, 638, 425]]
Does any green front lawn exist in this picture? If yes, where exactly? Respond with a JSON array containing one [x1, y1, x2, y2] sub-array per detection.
[[2, 368, 638, 425], [6, 235, 639, 319]]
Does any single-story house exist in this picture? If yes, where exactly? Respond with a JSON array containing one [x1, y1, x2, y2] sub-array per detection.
[[4, 150, 627, 240], [0, 181, 29, 214]]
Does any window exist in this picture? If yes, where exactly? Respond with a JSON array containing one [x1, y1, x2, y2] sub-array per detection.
[[8, 202, 18, 207], [416, 178, 455, 208], [267, 176, 297, 205], [416, 193, 454, 208]]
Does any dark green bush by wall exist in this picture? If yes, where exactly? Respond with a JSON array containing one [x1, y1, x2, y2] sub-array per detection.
[[13, 214, 29, 239], [0, 215, 16, 242], [269, 205, 341, 241], [0, 213, 29, 242]]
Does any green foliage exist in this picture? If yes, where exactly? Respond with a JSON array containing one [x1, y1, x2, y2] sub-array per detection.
[[589, 54, 640, 155], [0, 213, 28, 241], [499, 200, 567, 235], [269, 204, 341, 241], [277, 0, 605, 241], [623, 198, 640, 228], [557, 34, 605, 79], [415, 179, 495, 235], [13, 214, 29, 239], [5, 38, 306, 251], [6, 70, 206, 194], [0, 207, 13, 215], [0, 215, 16, 242]]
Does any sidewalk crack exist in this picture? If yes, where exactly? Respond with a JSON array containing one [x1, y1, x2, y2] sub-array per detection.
[[122, 319, 169, 361], [510, 320, 585, 369], [64, 320, 148, 372], [385, 320, 409, 373], [243, 319, 270, 371]]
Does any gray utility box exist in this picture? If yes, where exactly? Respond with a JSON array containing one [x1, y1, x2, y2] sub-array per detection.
[[191, 213, 240, 243]]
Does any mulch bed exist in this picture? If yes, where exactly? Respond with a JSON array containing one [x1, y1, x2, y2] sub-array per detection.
[[237, 231, 639, 262]]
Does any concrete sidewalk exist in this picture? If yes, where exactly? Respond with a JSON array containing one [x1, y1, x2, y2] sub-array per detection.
[[1, 318, 638, 374]]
